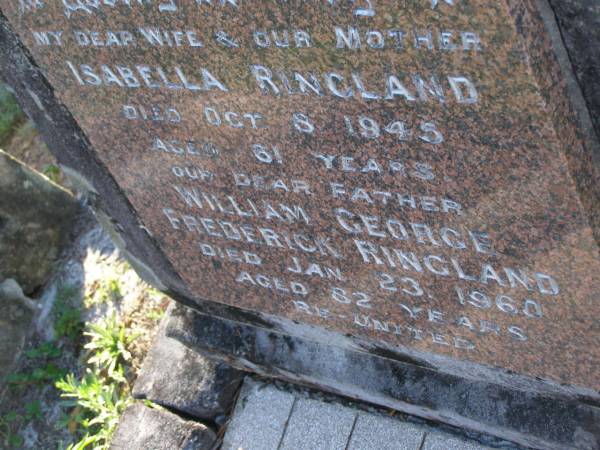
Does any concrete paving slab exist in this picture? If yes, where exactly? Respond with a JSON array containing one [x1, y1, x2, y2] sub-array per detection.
[[221, 379, 295, 450], [223, 379, 510, 450], [346, 413, 426, 450], [279, 397, 356, 450]]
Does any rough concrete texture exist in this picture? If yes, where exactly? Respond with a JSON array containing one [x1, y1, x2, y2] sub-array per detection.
[[0, 149, 80, 294], [223, 379, 496, 450], [109, 403, 216, 450], [133, 304, 243, 420]]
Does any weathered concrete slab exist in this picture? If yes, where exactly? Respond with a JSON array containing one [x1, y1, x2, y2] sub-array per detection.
[[110, 402, 216, 450], [133, 305, 243, 420], [1, 0, 600, 397], [423, 433, 494, 450]]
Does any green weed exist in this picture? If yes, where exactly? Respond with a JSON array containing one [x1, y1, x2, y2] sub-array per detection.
[[146, 287, 165, 301], [54, 285, 84, 341], [5, 363, 66, 387], [2, 339, 66, 446], [6, 341, 65, 389], [56, 371, 130, 450], [43, 164, 61, 183], [56, 315, 138, 449], [25, 341, 62, 359], [84, 315, 136, 381], [145, 288, 167, 321], [0, 411, 24, 448], [24, 401, 43, 421], [0, 401, 43, 448]]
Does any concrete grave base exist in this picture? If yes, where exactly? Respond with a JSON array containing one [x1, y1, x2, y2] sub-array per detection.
[[132, 304, 244, 421], [110, 403, 216, 450], [165, 302, 600, 450]]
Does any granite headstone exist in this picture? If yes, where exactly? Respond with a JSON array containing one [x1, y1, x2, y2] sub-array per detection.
[[1, 0, 599, 447]]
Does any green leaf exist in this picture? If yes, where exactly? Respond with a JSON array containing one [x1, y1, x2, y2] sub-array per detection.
[[4, 411, 21, 423], [66, 433, 99, 450], [25, 401, 42, 421], [8, 433, 25, 448], [45, 363, 68, 381], [5, 373, 31, 385], [25, 341, 62, 359], [8, 433, 24, 447], [53, 285, 84, 341], [43, 164, 61, 183]]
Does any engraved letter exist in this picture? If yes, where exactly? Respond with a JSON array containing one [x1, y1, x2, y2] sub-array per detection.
[[251, 65, 280, 94], [448, 76, 478, 104], [335, 26, 361, 49]]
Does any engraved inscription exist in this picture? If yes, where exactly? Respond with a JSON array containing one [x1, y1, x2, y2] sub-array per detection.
[[4, 0, 600, 389]]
